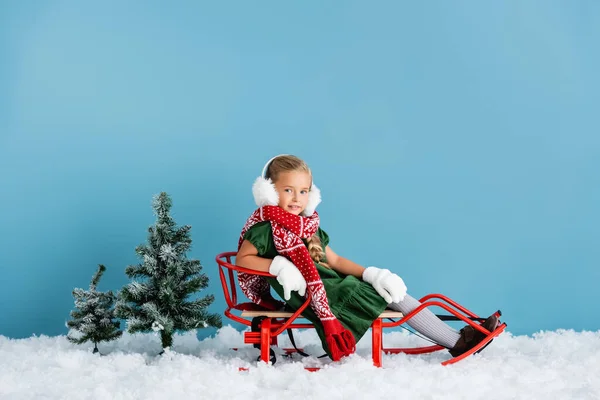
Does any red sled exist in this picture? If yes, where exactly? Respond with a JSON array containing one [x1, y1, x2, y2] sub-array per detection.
[[216, 252, 507, 371]]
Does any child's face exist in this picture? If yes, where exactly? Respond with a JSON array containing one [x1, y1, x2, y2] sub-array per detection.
[[273, 170, 312, 215]]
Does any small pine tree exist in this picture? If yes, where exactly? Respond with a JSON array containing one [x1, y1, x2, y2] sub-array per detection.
[[115, 192, 222, 352], [67, 265, 122, 353]]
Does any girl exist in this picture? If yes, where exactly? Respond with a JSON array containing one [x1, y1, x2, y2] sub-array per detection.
[[235, 154, 497, 361]]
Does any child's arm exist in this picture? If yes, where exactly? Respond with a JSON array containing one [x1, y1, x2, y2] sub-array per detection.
[[236, 239, 307, 300], [235, 239, 272, 272], [325, 245, 366, 279]]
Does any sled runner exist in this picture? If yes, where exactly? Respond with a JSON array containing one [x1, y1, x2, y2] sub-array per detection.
[[216, 252, 506, 370]]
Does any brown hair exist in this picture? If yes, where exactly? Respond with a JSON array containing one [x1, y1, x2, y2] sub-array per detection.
[[266, 155, 329, 268], [306, 235, 329, 268], [264, 154, 311, 182]]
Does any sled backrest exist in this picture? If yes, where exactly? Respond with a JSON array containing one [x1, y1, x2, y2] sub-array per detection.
[[215, 251, 276, 326]]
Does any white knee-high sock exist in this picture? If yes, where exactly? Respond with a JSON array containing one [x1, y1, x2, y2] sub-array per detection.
[[387, 294, 460, 349]]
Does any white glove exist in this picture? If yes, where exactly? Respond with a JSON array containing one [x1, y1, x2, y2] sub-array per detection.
[[269, 256, 307, 300], [362, 266, 407, 304]]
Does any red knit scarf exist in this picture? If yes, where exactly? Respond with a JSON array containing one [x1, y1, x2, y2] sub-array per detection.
[[238, 205, 356, 361]]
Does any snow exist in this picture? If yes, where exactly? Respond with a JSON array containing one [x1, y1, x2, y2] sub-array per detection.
[[1, 326, 598, 399], [159, 243, 177, 261], [151, 321, 164, 332]]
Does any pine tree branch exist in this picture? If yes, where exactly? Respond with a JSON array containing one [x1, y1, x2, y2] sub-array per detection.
[[125, 263, 153, 279], [179, 276, 209, 294], [90, 265, 106, 291]]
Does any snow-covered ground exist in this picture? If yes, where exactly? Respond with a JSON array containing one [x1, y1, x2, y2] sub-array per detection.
[[1, 326, 598, 399]]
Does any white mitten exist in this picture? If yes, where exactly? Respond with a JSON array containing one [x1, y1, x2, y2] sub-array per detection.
[[362, 267, 407, 304], [269, 256, 307, 300]]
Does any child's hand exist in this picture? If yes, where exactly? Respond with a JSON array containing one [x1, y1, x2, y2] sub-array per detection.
[[362, 267, 407, 304], [269, 256, 307, 300]]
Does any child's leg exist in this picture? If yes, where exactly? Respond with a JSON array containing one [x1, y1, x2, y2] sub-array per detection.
[[387, 294, 460, 349]]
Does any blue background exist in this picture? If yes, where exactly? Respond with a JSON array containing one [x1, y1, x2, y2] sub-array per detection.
[[1, 1, 599, 340]]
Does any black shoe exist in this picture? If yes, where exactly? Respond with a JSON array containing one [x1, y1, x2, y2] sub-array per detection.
[[449, 314, 498, 357]]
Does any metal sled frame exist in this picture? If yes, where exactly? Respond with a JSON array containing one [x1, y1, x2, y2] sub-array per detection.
[[216, 252, 506, 371]]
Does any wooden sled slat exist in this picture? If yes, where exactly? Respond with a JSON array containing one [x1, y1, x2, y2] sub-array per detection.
[[241, 310, 405, 319]]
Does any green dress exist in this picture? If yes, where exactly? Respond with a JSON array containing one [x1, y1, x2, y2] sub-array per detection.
[[243, 221, 388, 356]]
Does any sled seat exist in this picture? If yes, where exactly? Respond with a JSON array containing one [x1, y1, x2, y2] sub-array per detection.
[[216, 251, 506, 370], [241, 309, 404, 318]]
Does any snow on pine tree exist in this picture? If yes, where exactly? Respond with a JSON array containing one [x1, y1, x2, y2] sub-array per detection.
[[115, 192, 222, 353], [67, 264, 122, 353]]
